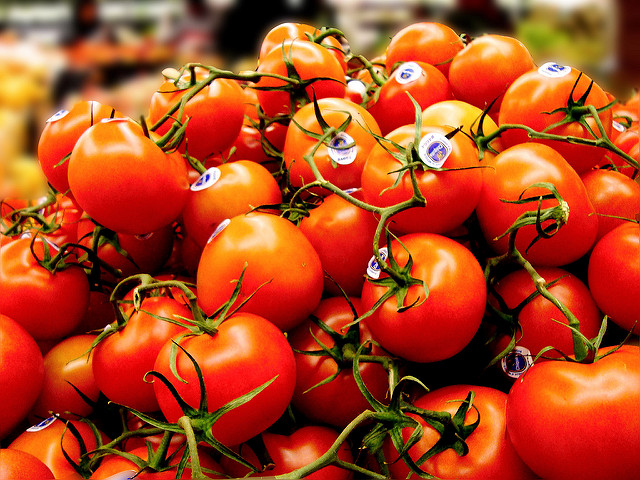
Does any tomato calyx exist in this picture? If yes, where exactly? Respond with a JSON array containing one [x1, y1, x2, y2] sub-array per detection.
[[1, 189, 60, 238]]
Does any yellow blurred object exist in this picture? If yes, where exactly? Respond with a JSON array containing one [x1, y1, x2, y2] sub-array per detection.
[[1, 155, 49, 202]]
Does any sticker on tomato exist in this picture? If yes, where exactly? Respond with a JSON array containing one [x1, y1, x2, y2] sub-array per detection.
[[418, 133, 452, 168], [501, 346, 534, 379], [328, 132, 357, 165], [206, 218, 231, 244], [191, 167, 221, 191], [538, 62, 571, 78], [394, 62, 423, 84], [367, 247, 388, 279], [46, 109, 69, 123], [26, 416, 58, 432]]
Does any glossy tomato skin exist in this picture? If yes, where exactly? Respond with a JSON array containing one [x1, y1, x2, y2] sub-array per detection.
[[475, 143, 598, 266], [67, 118, 190, 235], [384, 385, 537, 479], [0, 314, 44, 441], [0, 448, 54, 480], [588, 222, 640, 334], [498, 64, 613, 174], [283, 97, 381, 191], [506, 345, 640, 480], [361, 233, 486, 363], [153, 313, 297, 447], [196, 212, 324, 332], [361, 124, 483, 235]]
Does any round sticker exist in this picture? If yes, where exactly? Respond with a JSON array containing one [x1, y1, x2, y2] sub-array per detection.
[[27, 416, 58, 432], [501, 346, 534, 379], [328, 132, 357, 166], [612, 120, 626, 133], [366, 247, 388, 279], [46, 109, 69, 123], [538, 62, 572, 78], [347, 79, 367, 97], [395, 62, 423, 85], [206, 218, 231, 244], [418, 133, 452, 168], [191, 167, 222, 192]]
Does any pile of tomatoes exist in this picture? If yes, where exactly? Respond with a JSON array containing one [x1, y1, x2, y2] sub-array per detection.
[[1, 20, 639, 480]]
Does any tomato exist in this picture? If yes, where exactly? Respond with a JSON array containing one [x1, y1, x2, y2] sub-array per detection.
[[361, 233, 486, 363], [498, 63, 613, 174], [298, 190, 379, 297], [599, 125, 639, 177], [580, 168, 640, 242], [384, 385, 537, 479], [506, 345, 640, 480], [283, 97, 381, 191], [67, 118, 190, 235], [367, 61, 453, 135], [0, 237, 90, 340], [254, 41, 346, 118], [92, 296, 193, 412], [0, 314, 44, 441], [588, 222, 640, 334], [422, 100, 502, 147], [181, 161, 282, 248], [490, 267, 602, 359], [448, 34, 535, 118], [73, 288, 117, 335], [196, 212, 324, 332], [39, 193, 83, 246], [0, 448, 54, 480], [384, 22, 464, 77], [475, 143, 598, 266], [148, 71, 245, 162], [221, 425, 353, 479], [361, 124, 483, 235], [30, 334, 100, 421], [288, 297, 390, 428], [37, 100, 120, 195], [153, 313, 297, 447]]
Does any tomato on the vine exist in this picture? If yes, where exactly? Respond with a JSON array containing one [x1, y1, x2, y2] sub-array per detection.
[[0, 448, 54, 480]]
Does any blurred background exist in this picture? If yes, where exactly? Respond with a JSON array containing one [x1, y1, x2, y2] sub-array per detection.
[[1, 0, 638, 199]]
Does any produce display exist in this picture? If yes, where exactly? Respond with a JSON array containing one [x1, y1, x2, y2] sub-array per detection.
[[1, 18, 640, 480]]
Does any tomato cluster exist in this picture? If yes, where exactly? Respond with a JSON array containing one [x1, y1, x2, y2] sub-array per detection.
[[1, 19, 639, 480]]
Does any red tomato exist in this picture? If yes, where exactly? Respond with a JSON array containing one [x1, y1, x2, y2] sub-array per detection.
[[196, 212, 324, 332], [288, 297, 390, 428], [498, 63, 613, 174], [599, 125, 639, 177], [361, 124, 483, 235], [588, 222, 640, 334], [384, 385, 537, 479], [0, 314, 44, 440], [67, 118, 190, 235], [73, 288, 117, 334], [0, 237, 90, 340], [0, 448, 54, 480], [361, 233, 486, 363], [153, 313, 297, 447], [506, 345, 640, 480], [283, 97, 381, 191], [384, 22, 464, 77], [367, 61, 453, 135], [40, 193, 83, 246], [475, 143, 598, 266], [255, 41, 346, 118], [30, 334, 100, 421]]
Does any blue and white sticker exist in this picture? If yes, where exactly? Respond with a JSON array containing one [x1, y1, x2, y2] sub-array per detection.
[[418, 133, 452, 168], [366, 247, 388, 279], [501, 346, 534, 379], [206, 218, 231, 244], [395, 62, 423, 85], [328, 132, 357, 165], [27, 415, 58, 432], [538, 62, 572, 78], [612, 120, 626, 133], [46, 109, 69, 123], [347, 79, 367, 98], [191, 167, 221, 192]]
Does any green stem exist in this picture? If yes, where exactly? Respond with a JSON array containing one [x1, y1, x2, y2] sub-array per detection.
[[178, 416, 203, 479]]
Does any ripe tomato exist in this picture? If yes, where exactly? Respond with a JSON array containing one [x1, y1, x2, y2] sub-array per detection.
[[506, 345, 640, 480], [599, 125, 639, 177], [283, 97, 381, 191], [475, 143, 598, 266], [196, 212, 324, 332], [384, 22, 464, 77], [361, 233, 486, 363], [498, 63, 613, 174], [0, 314, 44, 441], [254, 41, 346, 118], [384, 385, 537, 479], [0, 448, 54, 480], [67, 118, 190, 235], [367, 61, 453, 135], [153, 313, 296, 447], [588, 222, 640, 334], [361, 124, 483, 235]]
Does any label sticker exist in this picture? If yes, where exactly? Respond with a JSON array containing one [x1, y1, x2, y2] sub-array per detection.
[[343, 187, 360, 195], [366, 247, 388, 279], [612, 120, 626, 133], [347, 79, 367, 97], [538, 62, 572, 78], [501, 346, 534, 379], [206, 218, 231, 244], [191, 167, 222, 192], [46, 109, 69, 123], [27, 416, 58, 432], [418, 133, 452, 168], [395, 62, 423, 85], [328, 132, 357, 166]]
